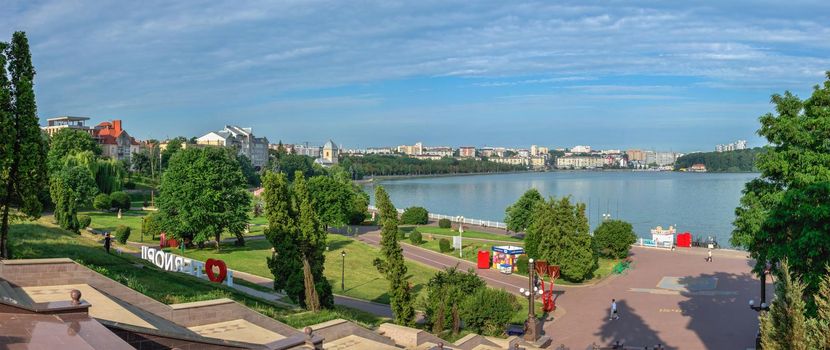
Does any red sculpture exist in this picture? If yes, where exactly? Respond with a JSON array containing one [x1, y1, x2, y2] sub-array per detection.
[[533, 260, 560, 312]]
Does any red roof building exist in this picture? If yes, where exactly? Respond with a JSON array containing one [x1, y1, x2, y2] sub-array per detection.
[[93, 120, 141, 163]]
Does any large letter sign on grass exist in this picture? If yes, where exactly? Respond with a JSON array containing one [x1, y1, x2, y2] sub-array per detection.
[[140, 246, 233, 286]]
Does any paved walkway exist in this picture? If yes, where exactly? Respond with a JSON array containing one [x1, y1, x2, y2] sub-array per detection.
[[544, 246, 766, 349], [356, 231, 765, 349]]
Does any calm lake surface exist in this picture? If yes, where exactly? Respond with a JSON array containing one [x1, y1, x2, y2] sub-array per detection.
[[364, 171, 758, 248]]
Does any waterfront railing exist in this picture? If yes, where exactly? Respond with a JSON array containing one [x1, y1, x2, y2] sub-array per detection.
[[367, 205, 507, 230]]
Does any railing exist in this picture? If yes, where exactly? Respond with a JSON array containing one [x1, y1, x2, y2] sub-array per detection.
[[367, 206, 507, 229]]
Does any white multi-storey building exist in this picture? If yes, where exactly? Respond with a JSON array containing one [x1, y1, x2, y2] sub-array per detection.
[[197, 125, 269, 169]]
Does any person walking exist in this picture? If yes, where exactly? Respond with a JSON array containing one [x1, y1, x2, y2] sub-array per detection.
[[609, 299, 619, 320], [707, 249, 713, 262], [104, 233, 112, 254]]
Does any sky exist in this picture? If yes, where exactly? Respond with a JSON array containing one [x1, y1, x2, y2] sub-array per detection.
[[2, 1, 829, 152]]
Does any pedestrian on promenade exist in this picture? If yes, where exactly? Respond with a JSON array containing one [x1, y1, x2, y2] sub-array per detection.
[[609, 299, 619, 320], [707, 249, 713, 262], [104, 233, 112, 254]]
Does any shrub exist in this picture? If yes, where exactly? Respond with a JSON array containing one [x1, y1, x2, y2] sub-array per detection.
[[93, 193, 111, 211], [410, 229, 423, 245], [438, 218, 451, 229], [401, 206, 429, 225], [460, 288, 520, 336], [142, 213, 162, 240], [439, 238, 452, 253], [78, 215, 92, 229], [516, 255, 529, 274], [424, 267, 486, 334], [109, 191, 131, 211], [124, 181, 136, 190], [592, 220, 637, 259], [115, 225, 131, 244]]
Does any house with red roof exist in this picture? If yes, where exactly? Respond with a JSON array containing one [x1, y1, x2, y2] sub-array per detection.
[[93, 120, 141, 163]]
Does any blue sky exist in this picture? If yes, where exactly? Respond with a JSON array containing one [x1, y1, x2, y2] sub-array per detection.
[[2, 1, 829, 152]]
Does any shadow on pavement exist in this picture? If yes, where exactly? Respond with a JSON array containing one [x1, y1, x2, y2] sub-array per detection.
[[676, 272, 769, 349], [592, 300, 669, 349]]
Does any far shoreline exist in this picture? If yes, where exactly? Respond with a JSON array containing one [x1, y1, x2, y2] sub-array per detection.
[[353, 168, 759, 184]]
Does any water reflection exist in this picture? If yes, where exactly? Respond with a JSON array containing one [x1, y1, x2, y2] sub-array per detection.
[[365, 171, 757, 248]]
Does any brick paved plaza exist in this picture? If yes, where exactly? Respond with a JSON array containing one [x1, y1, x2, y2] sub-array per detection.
[[545, 246, 770, 349]]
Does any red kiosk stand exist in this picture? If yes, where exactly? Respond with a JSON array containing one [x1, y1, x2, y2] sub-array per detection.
[[477, 251, 490, 269], [676, 232, 692, 248]]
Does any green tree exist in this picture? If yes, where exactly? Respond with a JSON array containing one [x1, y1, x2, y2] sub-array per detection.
[[263, 171, 305, 306], [160, 137, 184, 170], [592, 220, 637, 259], [141, 212, 162, 240], [237, 154, 261, 187], [504, 188, 543, 232], [400, 206, 428, 225], [733, 73, 830, 312], [293, 171, 333, 311], [526, 196, 596, 282], [109, 191, 131, 211], [760, 261, 827, 350], [156, 147, 250, 248], [93, 193, 111, 211], [50, 165, 97, 233], [423, 267, 485, 334], [47, 128, 101, 172], [0, 32, 49, 258], [307, 175, 355, 229], [460, 288, 520, 336], [372, 186, 415, 325]]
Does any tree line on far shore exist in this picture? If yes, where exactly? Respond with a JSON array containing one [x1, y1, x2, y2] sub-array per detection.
[[340, 154, 527, 179], [674, 147, 764, 172]]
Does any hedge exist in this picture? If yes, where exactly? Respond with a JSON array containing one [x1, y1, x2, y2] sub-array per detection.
[[439, 238, 452, 253], [438, 218, 452, 229], [401, 206, 429, 225], [78, 215, 92, 229], [109, 191, 131, 211], [115, 225, 131, 244], [409, 229, 423, 245]]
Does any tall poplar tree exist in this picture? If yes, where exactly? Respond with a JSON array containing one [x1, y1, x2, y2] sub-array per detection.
[[372, 186, 415, 325], [292, 171, 333, 311], [0, 32, 49, 258], [263, 171, 332, 309], [263, 171, 305, 306]]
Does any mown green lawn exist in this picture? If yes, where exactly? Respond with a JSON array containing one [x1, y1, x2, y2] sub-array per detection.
[[175, 234, 438, 305], [79, 210, 265, 244], [7, 219, 384, 329], [401, 225, 524, 243], [176, 233, 543, 325]]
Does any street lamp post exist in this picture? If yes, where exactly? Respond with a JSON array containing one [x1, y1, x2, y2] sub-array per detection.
[[520, 258, 542, 342], [341, 251, 347, 291], [749, 263, 771, 348], [458, 216, 464, 258]]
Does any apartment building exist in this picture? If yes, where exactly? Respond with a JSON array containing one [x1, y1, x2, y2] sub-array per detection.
[[197, 125, 269, 169]]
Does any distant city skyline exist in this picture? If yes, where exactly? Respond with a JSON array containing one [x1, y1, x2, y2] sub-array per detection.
[[4, 1, 829, 151]]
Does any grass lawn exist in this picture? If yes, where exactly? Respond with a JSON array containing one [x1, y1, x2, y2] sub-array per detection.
[[79, 210, 261, 244], [401, 225, 523, 243], [7, 219, 384, 329], [407, 234, 620, 286], [174, 234, 438, 305], [177, 233, 544, 325]]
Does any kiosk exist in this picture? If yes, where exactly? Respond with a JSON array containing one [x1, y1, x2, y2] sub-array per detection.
[[491, 246, 525, 274]]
